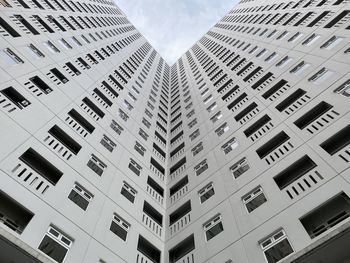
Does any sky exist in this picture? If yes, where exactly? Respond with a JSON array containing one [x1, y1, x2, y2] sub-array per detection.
[[115, 0, 238, 65]]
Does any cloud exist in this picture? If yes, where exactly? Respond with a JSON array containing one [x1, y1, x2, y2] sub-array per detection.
[[114, 0, 238, 65]]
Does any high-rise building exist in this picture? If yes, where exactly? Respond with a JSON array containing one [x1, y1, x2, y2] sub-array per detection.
[[0, 0, 349, 262]]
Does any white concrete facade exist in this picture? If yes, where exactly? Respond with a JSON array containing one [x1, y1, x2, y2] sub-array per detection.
[[0, 0, 349, 263]]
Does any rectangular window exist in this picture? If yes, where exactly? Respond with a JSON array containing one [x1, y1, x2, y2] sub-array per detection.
[[44, 41, 60, 54], [110, 120, 123, 135], [0, 48, 24, 66], [204, 214, 224, 241], [134, 141, 146, 156], [38, 226, 73, 263], [210, 111, 223, 123], [121, 181, 137, 203], [50, 68, 69, 83], [260, 229, 294, 263], [198, 182, 215, 203], [290, 61, 311, 75], [68, 183, 93, 211], [128, 158, 142, 176], [221, 137, 239, 155], [25, 44, 45, 58], [230, 157, 250, 179], [308, 67, 333, 84], [333, 79, 350, 97], [192, 142, 203, 156], [215, 122, 229, 136], [110, 214, 130, 241], [242, 186, 267, 213], [100, 135, 116, 153], [87, 154, 107, 176], [194, 159, 208, 176], [320, 36, 344, 50]]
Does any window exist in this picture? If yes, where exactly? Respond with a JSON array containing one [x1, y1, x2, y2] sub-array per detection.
[[25, 44, 45, 58], [221, 137, 239, 155], [320, 36, 344, 50], [242, 186, 267, 213], [230, 157, 250, 178], [290, 61, 311, 75], [110, 120, 123, 135], [0, 48, 24, 66], [260, 229, 294, 263], [215, 122, 229, 136], [38, 226, 73, 263], [276, 56, 292, 68], [68, 183, 93, 211], [100, 135, 116, 152], [134, 141, 146, 156], [302, 33, 320, 46], [210, 111, 223, 123], [87, 154, 107, 176], [308, 67, 333, 84], [192, 142, 203, 156], [198, 182, 215, 203], [334, 79, 350, 97], [203, 214, 224, 241], [44, 41, 60, 54], [194, 159, 208, 176], [121, 181, 137, 203], [110, 214, 130, 241], [128, 158, 142, 176]]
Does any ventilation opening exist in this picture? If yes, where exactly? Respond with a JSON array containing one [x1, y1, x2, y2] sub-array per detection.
[[276, 89, 306, 112], [274, 155, 317, 190], [0, 190, 34, 234], [93, 88, 112, 107], [0, 17, 21, 37], [137, 236, 161, 263], [294, 101, 333, 130], [169, 200, 191, 225], [170, 157, 186, 175], [67, 109, 95, 134], [256, 131, 290, 159], [169, 234, 195, 263], [48, 125, 82, 155], [170, 176, 189, 196], [262, 80, 288, 100], [300, 192, 350, 238], [244, 115, 271, 138], [29, 76, 53, 94], [150, 157, 165, 175], [82, 97, 105, 118], [320, 124, 350, 155], [1, 86, 31, 110], [50, 68, 68, 83], [19, 148, 63, 185], [147, 177, 164, 197], [234, 102, 258, 122], [143, 201, 163, 226]]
